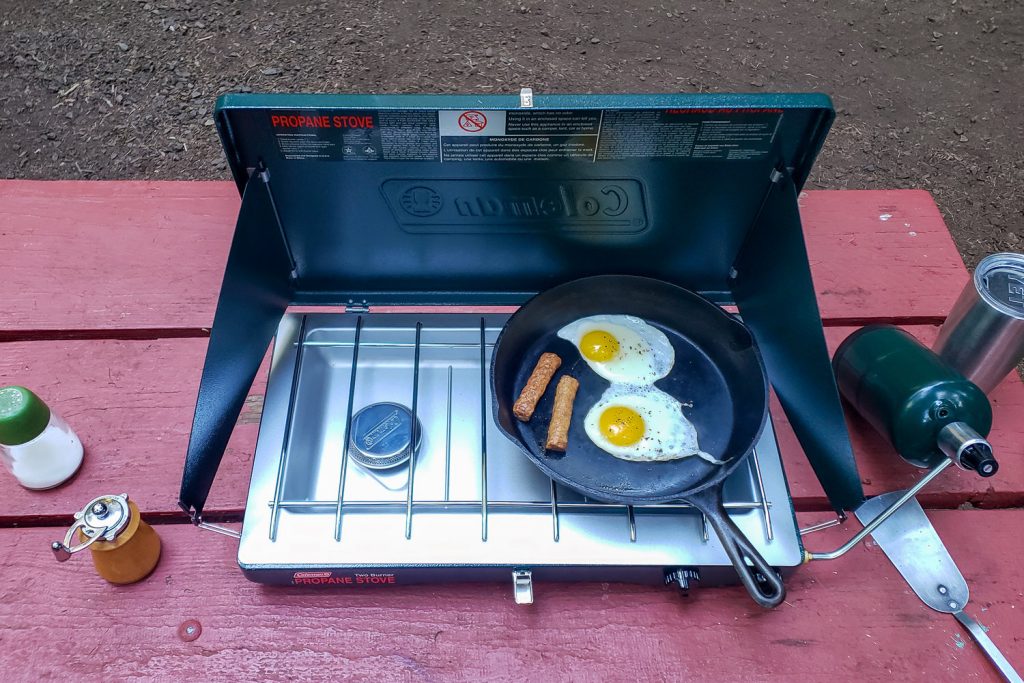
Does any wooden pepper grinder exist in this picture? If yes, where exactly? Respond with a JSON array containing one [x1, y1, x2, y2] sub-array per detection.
[[51, 493, 162, 584]]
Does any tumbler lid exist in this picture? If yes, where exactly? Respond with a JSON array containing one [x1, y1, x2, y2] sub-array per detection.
[[974, 252, 1024, 319]]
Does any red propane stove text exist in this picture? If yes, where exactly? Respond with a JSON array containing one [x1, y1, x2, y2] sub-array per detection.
[[293, 571, 397, 586], [270, 114, 374, 129]]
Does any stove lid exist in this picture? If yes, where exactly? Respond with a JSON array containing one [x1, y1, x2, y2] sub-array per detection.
[[213, 92, 833, 305]]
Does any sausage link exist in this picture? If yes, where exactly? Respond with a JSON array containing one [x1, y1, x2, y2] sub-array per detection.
[[545, 375, 580, 452], [513, 352, 562, 421]]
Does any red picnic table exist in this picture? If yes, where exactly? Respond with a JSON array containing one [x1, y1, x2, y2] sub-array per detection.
[[1, 181, 1022, 681]]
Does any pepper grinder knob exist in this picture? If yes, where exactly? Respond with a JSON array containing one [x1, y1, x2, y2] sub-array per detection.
[[50, 493, 131, 563], [51, 541, 72, 562]]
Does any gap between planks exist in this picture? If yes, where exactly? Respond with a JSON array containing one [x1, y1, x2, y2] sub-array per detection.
[[0, 510, 243, 530], [0, 327, 211, 343], [5, 493, 1024, 530], [0, 317, 947, 343]]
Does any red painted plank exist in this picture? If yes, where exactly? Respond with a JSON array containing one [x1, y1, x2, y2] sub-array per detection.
[[0, 181, 237, 334], [1, 182, 967, 333], [1, 511, 1019, 681], [798, 190, 968, 323], [0, 338, 260, 522], [2, 333, 1021, 520]]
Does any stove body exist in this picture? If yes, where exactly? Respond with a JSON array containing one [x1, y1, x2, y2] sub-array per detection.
[[179, 92, 866, 595], [241, 313, 802, 588]]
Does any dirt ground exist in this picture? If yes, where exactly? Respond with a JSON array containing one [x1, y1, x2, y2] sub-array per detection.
[[1, 0, 1021, 266]]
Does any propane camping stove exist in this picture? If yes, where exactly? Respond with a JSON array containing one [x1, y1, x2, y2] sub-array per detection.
[[179, 91, 869, 602]]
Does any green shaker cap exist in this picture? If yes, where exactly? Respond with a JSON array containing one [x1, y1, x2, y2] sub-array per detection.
[[0, 386, 51, 446]]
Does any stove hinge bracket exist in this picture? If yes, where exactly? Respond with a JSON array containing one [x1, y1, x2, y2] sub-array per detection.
[[345, 301, 370, 314], [769, 167, 785, 184], [197, 520, 241, 539], [183, 506, 242, 540], [519, 87, 534, 108], [512, 569, 534, 604]]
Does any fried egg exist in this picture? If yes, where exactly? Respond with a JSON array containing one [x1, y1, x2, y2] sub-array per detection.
[[556, 315, 674, 385], [583, 386, 721, 463]]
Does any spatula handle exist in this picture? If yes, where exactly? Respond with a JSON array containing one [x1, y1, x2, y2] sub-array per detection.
[[954, 610, 1023, 683]]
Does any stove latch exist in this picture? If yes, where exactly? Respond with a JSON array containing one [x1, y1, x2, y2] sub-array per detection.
[[519, 88, 534, 108], [512, 569, 534, 605], [665, 568, 701, 593], [345, 301, 370, 314]]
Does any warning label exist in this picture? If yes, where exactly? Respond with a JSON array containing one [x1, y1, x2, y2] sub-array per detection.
[[270, 110, 439, 161], [596, 109, 781, 161], [439, 109, 601, 162], [268, 108, 782, 163]]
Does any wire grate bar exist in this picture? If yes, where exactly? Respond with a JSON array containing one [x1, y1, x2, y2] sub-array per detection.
[[271, 499, 771, 513], [444, 365, 453, 502], [269, 315, 308, 542], [404, 322, 423, 539], [333, 315, 363, 541], [750, 447, 774, 541], [300, 340, 494, 349], [479, 317, 489, 542], [549, 480, 560, 542]]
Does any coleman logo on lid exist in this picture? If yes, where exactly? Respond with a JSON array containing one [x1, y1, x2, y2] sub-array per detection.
[[382, 179, 647, 234]]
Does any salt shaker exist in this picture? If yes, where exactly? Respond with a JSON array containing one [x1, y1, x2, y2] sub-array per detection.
[[0, 386, 84, 489]]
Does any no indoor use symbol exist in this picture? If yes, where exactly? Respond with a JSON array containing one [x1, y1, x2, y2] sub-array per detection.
[[458, 110, 487, 132]]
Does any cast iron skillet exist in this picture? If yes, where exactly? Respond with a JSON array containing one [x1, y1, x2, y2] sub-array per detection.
[[490, 275, 785, 608]]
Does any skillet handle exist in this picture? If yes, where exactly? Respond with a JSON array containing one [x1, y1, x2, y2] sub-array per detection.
[[685, 486, 786, 609]]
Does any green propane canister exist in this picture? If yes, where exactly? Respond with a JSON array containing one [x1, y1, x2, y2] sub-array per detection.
[[833, 324, 999, 476]]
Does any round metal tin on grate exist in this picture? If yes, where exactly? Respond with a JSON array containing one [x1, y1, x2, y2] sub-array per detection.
[[349, 402, 423, 470]]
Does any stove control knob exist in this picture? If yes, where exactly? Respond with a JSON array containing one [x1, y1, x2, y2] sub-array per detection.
[[665, 568, 700, 592]]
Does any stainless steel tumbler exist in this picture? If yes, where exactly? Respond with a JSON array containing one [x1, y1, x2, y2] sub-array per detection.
[[934, 252, 1024, 394]]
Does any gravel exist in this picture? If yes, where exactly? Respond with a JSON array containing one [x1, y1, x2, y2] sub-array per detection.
[[0, 0, 1021, 266]]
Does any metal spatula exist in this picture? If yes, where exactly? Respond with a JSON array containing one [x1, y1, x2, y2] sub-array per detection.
[[855, 491, 1022, 683]]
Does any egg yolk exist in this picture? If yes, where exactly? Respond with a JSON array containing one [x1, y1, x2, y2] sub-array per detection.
[[580, 329, 620, 362], [599, 406, 645, 446]]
